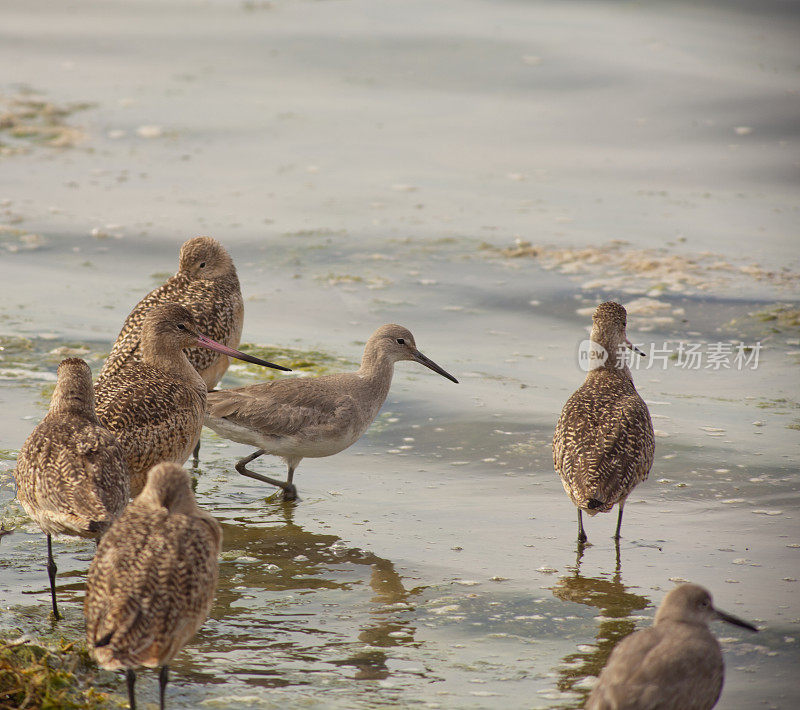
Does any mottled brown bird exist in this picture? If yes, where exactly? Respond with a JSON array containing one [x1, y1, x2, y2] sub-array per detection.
[[97, 236, 244, 390], [14, 358, 129, 620], [95, 303, 289, 496], [553, 302, 654, 543], [204, 324, 458, 500], [586, 583, 757, 710], [85, 462, 222, 710]]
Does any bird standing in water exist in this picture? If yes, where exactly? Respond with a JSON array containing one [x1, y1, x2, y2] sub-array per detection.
[[14, 358, 129, 620], [95, 303, 289, 495], [204, 324, 458, 500], [586, 583, 758, 710], [85, 463, 222, 710], [553, 302, 654, 543]]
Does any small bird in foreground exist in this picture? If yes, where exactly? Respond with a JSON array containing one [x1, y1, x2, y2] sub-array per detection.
[[85, 462, 221, 710], [553, 301, 654, 543], [586, 583, 758, 710], [95, 303, 289, 495], [14, 358, 129, 620], [96, 236, 244, 391], [204, 324, 458, 500]]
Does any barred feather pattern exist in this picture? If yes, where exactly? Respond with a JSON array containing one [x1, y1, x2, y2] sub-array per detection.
[[95, 363, 206, 496], [16, 416, 129, 537], [553, 367, 654, 515], [96, 244, 243, 390], [85, 464, 221, 670], [14, 359, 129, 538]]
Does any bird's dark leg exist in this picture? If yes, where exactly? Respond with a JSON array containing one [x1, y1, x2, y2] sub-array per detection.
[[235, 450, 297, 499], [577, 509, 587, 544], [282, 465, 298, 501], [614, 501, 625, 540], [46, 534, 60, 621], [126, 668, 137, 710], [159, 665, 169, 710], [192, 440, 201, 466]]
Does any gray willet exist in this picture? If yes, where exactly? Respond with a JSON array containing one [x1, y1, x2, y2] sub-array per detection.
[[95, 303, 289, 496], [14, 358, 129, 620], [85, 462, 222, 710], [586, 583, 758, 710], [204, 324, 458, 500], [97, 236, 244, 390], [553, 301, 654, 543]]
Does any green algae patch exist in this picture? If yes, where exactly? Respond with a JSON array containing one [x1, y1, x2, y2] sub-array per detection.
[[0, 636, 115, 709], [752, 304, 800, 332], [0, 92, 91, 157], [227, 343, 355, 382]]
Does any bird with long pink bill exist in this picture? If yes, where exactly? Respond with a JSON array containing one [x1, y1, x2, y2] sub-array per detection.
[[95, 302, 290, 495]]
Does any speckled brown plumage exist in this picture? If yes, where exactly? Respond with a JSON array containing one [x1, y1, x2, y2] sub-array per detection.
[[97, 236, 243, 390], [85, 463, 221, 708], [553, 302, 654, 542], [14, 358, 129, 619], [204, 324, 458, 500], [586, 584, 757, 710], [95, 304, 210, 496]]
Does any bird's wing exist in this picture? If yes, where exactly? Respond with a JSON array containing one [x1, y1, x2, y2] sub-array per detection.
[[554, 385, 654, 505], [587, 626, 723, 710], [85, 508, 219, 668], [97, 276, 186, 382], [15, 418, 128, 533], [207, 378, 360, 440], [95, 372, 200, 430], [586, 627, 663, 710]]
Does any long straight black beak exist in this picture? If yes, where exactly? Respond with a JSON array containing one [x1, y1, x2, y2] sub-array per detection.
[[411, 350, 458, 383], [196, 334, 291, 371], [625, 337, 646, 357], [715, 607, 758, 632]]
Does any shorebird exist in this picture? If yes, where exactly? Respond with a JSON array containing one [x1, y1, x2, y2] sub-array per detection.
[[14, 358, 129, 620], [204, 324, 458, 500], [96, 236, 244, 462], [97, 236, 244, 390], [85, 462, 222, 710], [586, 583, 758, 710], [553, 301, 654, 543], [95, 303, 289, 495]]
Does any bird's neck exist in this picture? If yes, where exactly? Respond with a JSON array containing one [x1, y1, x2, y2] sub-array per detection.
[[357, 346, 395, 403], [141, 338, 205, 388], [50, 395, 98, 422], [50, 379, 98, 421], [588, 330, 632, 378]]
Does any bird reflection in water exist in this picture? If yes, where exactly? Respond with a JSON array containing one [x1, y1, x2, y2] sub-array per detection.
[[206, 499, 421, 684], [551, 543, 651, 708]]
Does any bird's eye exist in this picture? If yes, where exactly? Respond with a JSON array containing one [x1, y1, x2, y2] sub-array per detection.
[[199, 262, 206, 268], [396, 338, 405, 345], [177, 323, 186, 330]]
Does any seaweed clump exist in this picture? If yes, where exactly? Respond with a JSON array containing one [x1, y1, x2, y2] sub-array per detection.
[[0, 636, 113, 709], [227, 343, 355, 383], [0, 92, 90, 156]]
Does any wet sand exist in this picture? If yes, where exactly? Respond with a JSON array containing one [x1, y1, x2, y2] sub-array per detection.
[[1, 1, 799, 708]]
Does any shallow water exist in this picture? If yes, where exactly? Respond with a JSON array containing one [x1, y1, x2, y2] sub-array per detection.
[[1, 0, 799, 708]]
